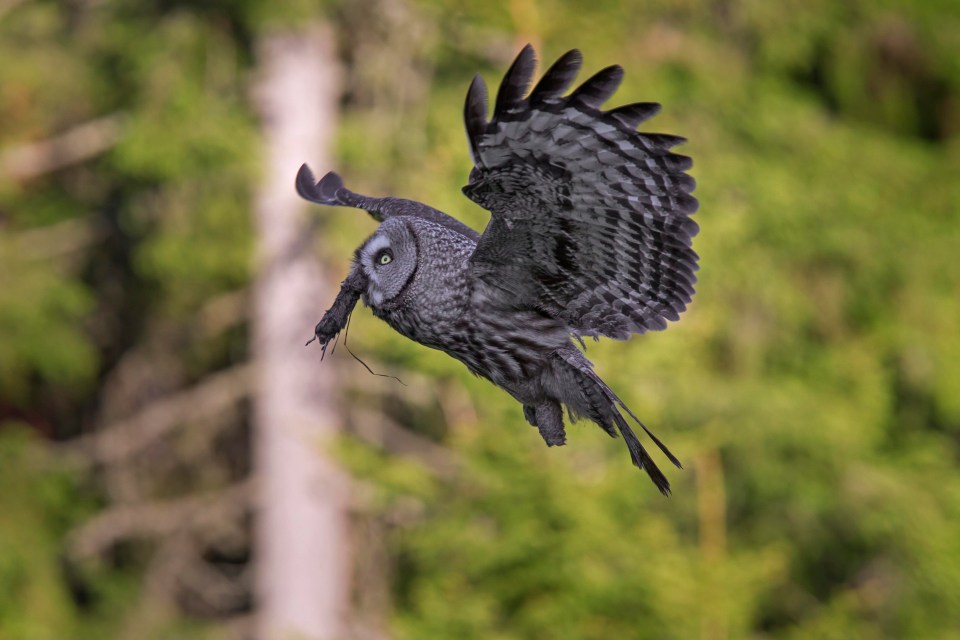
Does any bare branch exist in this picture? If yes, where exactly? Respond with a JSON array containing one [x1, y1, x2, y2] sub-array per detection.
[[0, 113, 124, 181], [347, 406, 458, 477], [118, 532, 193, 640], [67, 479, 255, 559], [180, 560, 251, 614], [62, 364, 254, 466]]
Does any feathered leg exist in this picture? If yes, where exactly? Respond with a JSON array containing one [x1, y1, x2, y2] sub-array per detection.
[[523, 405, 538, 426], [531, 402, 566, 447]]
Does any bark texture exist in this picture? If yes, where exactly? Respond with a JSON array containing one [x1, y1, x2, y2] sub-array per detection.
[[252, 25, 350, 640]]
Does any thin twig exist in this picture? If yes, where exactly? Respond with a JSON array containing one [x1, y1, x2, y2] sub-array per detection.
[[343, 312, 405, 385]]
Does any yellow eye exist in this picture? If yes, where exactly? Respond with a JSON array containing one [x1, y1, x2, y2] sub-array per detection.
[[378, 252, 392, 265]]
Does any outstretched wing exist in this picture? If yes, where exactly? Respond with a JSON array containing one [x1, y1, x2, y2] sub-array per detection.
[[463, 46, 699, 339], [296, 164, 480, 242]]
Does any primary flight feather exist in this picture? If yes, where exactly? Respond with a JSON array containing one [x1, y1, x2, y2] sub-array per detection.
[[298, 45, 699, 495]]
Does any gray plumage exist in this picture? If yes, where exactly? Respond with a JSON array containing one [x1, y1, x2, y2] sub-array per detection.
[[299, 45, 699, 495]]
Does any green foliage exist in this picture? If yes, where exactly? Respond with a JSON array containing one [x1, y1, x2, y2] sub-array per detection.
[[0, 0, 265, 635], [0, 428, 94, 639], [0, 252, 97, 401], [333, 1, 960, 638], [2, 0, 960, 637]]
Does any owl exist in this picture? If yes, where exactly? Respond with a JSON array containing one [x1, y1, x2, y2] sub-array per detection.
[[298, 45, 698, 495]]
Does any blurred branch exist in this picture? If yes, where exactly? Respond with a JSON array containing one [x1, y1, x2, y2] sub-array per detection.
[[348, 405, 458, 477], [434, 378, 478, 429], [0, 113, 124, 181], [62, 364, 253, 466], [0, 0, 28, 23], [180, 556, 251, 614], [197, 288, 249, 338], [67, 478, 255, 559], [695, 449, 727, 563], [118, 532, 193, 640], [345, 364, 438, 407]]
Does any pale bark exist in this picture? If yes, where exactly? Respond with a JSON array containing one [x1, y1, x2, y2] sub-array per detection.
[[251, 25, 350, 640]]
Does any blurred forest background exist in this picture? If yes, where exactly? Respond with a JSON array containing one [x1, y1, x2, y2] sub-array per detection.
[[2, 0, 959, 638]]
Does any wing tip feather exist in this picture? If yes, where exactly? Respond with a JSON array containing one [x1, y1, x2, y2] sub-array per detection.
[[464, 74, 489, 163], [494, 44, 538, 116], [614, 412, 673, 496], [568, 64, 625, 109], [528, 48, 583, 103], [607, 102, 662, 128]]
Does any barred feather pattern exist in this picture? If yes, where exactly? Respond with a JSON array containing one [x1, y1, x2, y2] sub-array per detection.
[[369, 218, 570, 387], [464, 45, 699, 339], [299, 45, 697, 495]]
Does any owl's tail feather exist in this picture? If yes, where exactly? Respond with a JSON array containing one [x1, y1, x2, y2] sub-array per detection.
[[611, 411, 673, 496], [561, 349, 680, 495], [613, 397, 683, 471]]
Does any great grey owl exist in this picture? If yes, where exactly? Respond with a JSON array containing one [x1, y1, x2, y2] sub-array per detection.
[[297, 45, 698, 495]]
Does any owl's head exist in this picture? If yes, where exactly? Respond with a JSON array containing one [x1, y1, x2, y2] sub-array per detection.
[[356, 218, 418, 307]]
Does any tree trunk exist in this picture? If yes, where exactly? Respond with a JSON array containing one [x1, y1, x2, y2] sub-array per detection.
[[251, 25, 350, 640]]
